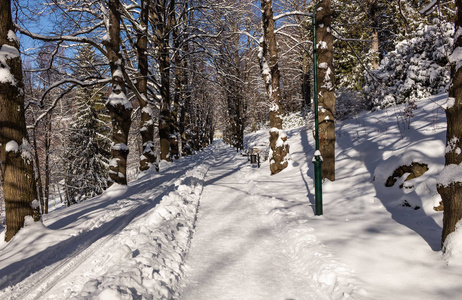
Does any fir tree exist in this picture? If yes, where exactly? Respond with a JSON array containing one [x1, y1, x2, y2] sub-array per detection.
[[64, 45, 111, 205]]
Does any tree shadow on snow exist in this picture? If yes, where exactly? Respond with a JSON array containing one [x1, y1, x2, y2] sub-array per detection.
[[338, 120, 443, 251], [300, 128, 316, 214], [0, 177, 178, 290]]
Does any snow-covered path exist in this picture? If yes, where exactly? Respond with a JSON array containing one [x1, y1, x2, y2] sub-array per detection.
[[180, 145, 324, 300], [3, 95, 461, 300]]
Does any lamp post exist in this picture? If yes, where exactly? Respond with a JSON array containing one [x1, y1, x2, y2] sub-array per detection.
[[312, 1, 323, 216]]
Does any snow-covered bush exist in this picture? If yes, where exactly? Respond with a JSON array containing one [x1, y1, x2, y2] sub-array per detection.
[[282, 111, 305, 129], [335, 89, 368, 120], [364, 19, 453, 109]]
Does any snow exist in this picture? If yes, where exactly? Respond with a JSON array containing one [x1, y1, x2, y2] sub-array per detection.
[[0, 44, 20, 61], [141, 106, 154, 116], [20, 138, 34, 164], [111, 143, 129, 151], [1, 94, 462, 299], [113, 67, 123, 79], [102, 33, 109, 43], [449, 46, 462, 73], [317, 41, 328, 49], [438, 163, 462, 187], [31, 200, 40, 210], [319, 62, 328, 69], [7, 30, 19, 43], [0, 68, 15, 84], [5, 140, 19, 153], [109, 158, 120, 168], [106, 91, 132, 109], [269, 102, 279, 112], [0, 44, 20, 84], [443, 221, 462, 267], [4, 139, 34, 164], [447, 97, 456, 109]]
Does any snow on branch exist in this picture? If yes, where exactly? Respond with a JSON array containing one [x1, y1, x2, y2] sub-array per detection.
[[26, 77, 111, 128], [233, 31, 260, 44], [419, 0, 438, 16], [14, 22, 107, 57], [274, 23, 303, 35], [273, 11, 312, 21]]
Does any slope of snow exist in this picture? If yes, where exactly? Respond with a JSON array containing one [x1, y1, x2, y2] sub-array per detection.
[[0, 149, 211, 300], [1, 93, 461, 299]]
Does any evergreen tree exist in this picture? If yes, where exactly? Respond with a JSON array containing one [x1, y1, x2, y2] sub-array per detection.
[[332, 0, 425, 91], [64, 45, 111, 205], [364, 19, 453, 108]]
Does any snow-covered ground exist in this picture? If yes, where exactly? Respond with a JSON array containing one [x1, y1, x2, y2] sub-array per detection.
[[1, 94, 461, 299]]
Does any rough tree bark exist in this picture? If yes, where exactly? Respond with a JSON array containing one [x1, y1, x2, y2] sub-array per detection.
[[151, 0, 176, 162], [438, 0, 462, 247], [137, 0, 157, 172], [316, 0, 336, 181], [0, 0, 41, 241], [104, 0, 132, 185], [260, 0, 290, 175]]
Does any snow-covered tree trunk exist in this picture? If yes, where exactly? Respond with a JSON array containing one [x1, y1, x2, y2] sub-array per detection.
[[0, 0, 41, 241], [171, 11, 183, 160], [367, 0, 379, 69], [151, 0, 176, 162], [316, 0, 336, 181], [137, 0, 157, 172], [104, 0, 132, 185], [438, 0, 462, 247], [260, 0, 290, 175]]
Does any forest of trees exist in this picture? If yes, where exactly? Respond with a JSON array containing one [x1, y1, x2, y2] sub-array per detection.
[[0, 0, 460, 247]]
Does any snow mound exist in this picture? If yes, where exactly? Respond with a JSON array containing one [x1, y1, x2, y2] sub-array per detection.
[[71, 164, 209, 299], [443, 221, 462, 268]]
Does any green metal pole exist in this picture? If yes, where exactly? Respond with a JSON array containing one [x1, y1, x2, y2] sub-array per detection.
[[312, 2, 323, 216]]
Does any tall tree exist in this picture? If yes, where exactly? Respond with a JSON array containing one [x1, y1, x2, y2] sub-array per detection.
[[260, 0, 290, 175], [64, 45, 111, 205], [316, 0, 336, 181], [151, 0, 176, 162], [136, 0, 157, 171], [104, 0, 132, 185], [0, 0, 41, 241], [438, 0, 462, 247]]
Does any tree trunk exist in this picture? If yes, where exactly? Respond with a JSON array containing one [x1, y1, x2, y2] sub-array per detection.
[[438, 0, 462, 247], [44, 118, 51, 214], [104, 0, 132, 185], [137, 0, 157, 172], [260, 0, 289, 175], [316, 0, 336, 181], [0, 0, 41, 241], [152, 0, 176, 162], [31, 128, 44, 213], [368, 0, 380, 69], [171, 13, 183, 160]]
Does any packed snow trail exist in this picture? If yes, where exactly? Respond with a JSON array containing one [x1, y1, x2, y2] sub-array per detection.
[[0, 147, 212, 300], [179, 143, 327, 300]]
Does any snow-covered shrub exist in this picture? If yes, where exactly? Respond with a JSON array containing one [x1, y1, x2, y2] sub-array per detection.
[[282, 111, 305, 129], [335, 89, 368, 120], [364, 19, 453, 109]]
